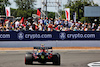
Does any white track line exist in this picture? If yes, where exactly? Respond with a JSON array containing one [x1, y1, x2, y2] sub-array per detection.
[[88, 62, 100, 67]]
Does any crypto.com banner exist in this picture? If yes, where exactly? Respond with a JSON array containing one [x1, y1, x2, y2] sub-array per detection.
[[0, 31, 99, 41]]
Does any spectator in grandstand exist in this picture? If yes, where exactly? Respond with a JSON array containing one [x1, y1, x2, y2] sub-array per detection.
[[54, 19, 59, 25], [44, 17, 49, 26], [5, 19, 10, 28], [68, 20, 73, 27], [15, 20, 20, 28], [48, 22, 53, 31], [97, 24, 100, 31], [29, 24, 33, 31], [38, 17, 43, 24], [6, 27, 9, 31], [14, 28, 18, 31], [0, 28, 3, 31], [0, 17, 100, 32], [48, 18, 51, 24], [38, 23, 43, 31], [0, 24, 3, 29]]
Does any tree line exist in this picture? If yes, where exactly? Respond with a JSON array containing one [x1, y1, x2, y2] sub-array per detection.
[[0, 0, 36, 18], [0, 0, 100, 23]]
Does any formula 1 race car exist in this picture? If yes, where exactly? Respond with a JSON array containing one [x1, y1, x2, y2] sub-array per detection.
[[25, 44, 60, 65]]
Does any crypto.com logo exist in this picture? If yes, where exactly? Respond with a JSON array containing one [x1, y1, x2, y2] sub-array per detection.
[[59, 32, 66, 40], [17, 32, 24, 40]]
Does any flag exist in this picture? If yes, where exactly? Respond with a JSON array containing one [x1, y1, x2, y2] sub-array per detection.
[[5, 7, 11, 17], [37, 8, 41, 17], [65, 8, 70, 21], [73, 12, 76, 22], [20, 17, 24, 23]]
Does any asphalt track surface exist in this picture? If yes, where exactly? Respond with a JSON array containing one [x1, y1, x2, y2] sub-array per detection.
[[0, 50, 100, 67]]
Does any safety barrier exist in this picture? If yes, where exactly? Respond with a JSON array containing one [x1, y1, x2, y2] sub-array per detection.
[[0, 31, 99, 41]]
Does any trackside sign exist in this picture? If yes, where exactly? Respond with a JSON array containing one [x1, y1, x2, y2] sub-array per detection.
[[0, 34, 10, 38], [0, 31, 99, 41]]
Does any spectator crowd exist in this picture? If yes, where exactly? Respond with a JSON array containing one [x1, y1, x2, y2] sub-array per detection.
[[0, 17, 100, 31]]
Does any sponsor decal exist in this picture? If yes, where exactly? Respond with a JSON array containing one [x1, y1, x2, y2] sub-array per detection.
[[41, 55, 44, 59]]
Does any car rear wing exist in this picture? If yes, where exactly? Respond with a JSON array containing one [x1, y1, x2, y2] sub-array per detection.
[[33, 47, 52, 49]]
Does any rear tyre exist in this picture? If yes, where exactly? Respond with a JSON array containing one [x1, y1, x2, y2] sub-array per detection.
[[25, 52, 33, 65], [53, 53, 60, 65]]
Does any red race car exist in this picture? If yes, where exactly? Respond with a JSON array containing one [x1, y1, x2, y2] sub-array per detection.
[[25, 44, 60, 65]]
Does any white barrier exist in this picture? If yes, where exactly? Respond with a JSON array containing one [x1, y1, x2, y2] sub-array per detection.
[[0, 41, 100, 47]]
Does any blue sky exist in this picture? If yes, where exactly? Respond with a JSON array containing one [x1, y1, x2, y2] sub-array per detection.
[[9, 0, 100, 12]]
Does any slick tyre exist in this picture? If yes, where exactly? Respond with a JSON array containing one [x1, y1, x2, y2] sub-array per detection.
[[53, 53, 60, 65], [25, 52, 33, 65]]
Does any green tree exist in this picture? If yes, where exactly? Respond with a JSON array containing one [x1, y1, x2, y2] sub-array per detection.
[[3, 0, 11, 6], [11, 8, 37, 18], [0, 0, 11, 15], [10, 8, 17, 17], [14, 0, 36, 10], [48, 12, 55, 19], [64, 0, 98, 22], [13, 0, 36, 18]]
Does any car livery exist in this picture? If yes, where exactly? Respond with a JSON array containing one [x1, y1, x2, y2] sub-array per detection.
[[25, 44, 60, 65]]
